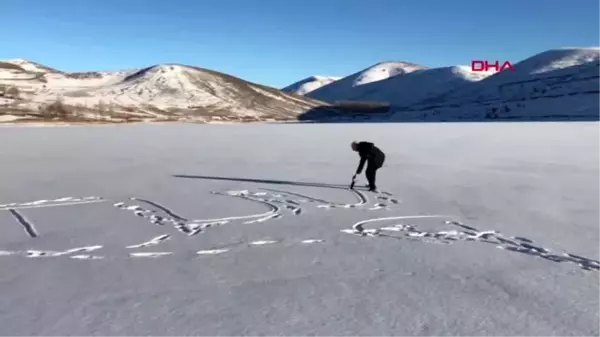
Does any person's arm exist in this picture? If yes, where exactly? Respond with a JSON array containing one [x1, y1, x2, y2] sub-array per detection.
[[356, 156, 367, 174], [355, 142, 373, 174]]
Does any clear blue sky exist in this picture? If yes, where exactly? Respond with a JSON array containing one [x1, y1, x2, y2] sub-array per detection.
[[2, 0, 599, 88]]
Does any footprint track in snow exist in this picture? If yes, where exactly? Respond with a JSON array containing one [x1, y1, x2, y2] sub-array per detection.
[[376, 195, 400, 204], [369, 203, 389, 211]]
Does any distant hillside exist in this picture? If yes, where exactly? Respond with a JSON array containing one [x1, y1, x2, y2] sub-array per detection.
[[282, 76, 341, 95], [0, 60, 327, 123], [404, 47, 600, 121], [0, 62, 26, 71], [298, 47, 600, 122], [3, 59, 61, 73], [306, 61, 426, 102]]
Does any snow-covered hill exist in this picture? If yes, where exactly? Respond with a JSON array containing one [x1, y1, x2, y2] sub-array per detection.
[[307, 61, 426, 102], [400, 47, 600, 121], [0, 62, 38, 80], [323, 65, 494, 107], [3, 47, 598, 124], [0, 60, 326, 123], [282, 76, 341, 95], [300, 47, 599, 122], [3, 58, 60, 73]]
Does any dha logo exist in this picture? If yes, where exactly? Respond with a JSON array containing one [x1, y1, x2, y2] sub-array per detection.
[[471, 60, 515, 72]]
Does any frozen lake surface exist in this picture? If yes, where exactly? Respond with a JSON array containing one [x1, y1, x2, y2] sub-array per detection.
[[0, 122, 598, 335]]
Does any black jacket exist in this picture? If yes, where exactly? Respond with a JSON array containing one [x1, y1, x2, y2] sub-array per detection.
[[355, 142, 385, 174]]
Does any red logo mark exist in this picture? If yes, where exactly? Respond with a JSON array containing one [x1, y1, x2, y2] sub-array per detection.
[[471, 60, 515, 72]]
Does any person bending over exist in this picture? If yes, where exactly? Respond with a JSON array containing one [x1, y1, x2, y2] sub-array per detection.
[[351, 141, 385, 192]]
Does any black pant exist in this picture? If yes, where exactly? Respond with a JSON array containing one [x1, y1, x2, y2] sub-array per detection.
[[365, 157, 384, 190]]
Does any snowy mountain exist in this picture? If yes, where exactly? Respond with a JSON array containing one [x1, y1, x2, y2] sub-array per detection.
[[281, 76, 341, 95], [401, 47, 600, 121], [3, 58, 60, 73], [320, 65, 494, 107], [3, 47, 598, 124], [0, 60, 326, 123], [307, 61, 426, 102], [300, 47, 600, 122]]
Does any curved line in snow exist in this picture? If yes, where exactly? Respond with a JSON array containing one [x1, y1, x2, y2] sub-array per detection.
[[0, 199, 105, 210], [352, 215, 453, 233], [190, 193, 280, 223], [260, 187, 367, 207], [260, 188, 331, 204], [351, 189, 368, 206], [131, 198, 188, 221], [125, 234, 171, 249]]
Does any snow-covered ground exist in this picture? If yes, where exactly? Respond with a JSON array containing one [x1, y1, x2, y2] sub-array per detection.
[[0, 122, 598, 335]]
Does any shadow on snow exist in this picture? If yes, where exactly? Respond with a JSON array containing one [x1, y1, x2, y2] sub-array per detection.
[[172, 174, 361, 190]]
